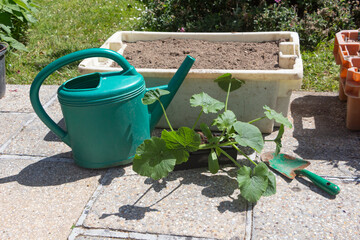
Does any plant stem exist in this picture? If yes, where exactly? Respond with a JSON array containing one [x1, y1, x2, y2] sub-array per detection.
[[248, 116, 266, 124], [192, 110, 203, 130], [232, 144, 258, 166], [218, 147, 242, 168], [199, 140, 234, 150], [218, 129, 226, 141], [158, 98, 174, 131], [199, 143, 213, 150], [225, 82, 232, 111], [218, 141, 235, 147]]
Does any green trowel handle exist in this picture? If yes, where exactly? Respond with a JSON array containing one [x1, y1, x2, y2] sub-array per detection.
[[295, 169, 340, 195]]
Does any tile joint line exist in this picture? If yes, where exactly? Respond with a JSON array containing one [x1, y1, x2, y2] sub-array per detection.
[[245, 202, 254, 240], [68, 226, 216, 240], [73, 168, 114, 228], [0, 92, 58, 153]]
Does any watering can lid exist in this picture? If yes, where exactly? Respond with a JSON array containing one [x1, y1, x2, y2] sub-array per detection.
[[58, 71, 145, 106]]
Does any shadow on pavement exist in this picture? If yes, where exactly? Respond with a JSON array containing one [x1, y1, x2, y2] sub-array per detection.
[[44, 119, 66, 142], [100, 167, 247, 221], [0, 154, 125, 187], [290, 94, 360, 172]]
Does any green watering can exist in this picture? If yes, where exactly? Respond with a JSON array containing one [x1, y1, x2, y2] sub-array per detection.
[[30, 48, 195, 169]]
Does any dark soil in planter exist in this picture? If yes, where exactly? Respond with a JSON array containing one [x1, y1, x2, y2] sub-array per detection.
[[118, 38, 286, 70]]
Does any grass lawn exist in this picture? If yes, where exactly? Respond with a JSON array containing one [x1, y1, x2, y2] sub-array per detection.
[[6, 0, 144, 85], [301, 42, 339, 92], [6, 0, 339, 92]]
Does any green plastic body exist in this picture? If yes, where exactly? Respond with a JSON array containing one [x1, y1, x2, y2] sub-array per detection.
[[295, 169, 341, 196], [59, 91, 149, 168], [30, 48, 195, 168]]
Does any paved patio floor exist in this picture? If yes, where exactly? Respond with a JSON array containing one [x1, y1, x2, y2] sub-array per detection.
[[0, 85, 359, 239]]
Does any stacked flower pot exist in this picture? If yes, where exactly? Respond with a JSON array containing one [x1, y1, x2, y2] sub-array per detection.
[[333, 30, 360, 130]]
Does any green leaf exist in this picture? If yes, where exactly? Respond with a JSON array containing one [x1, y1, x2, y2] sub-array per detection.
[[0, 12, 13, 30], [0, 24, 11, 35], [12, 0, 30, 11], [212, 110, 237, 131], [233, 121, 264, 153], [2, 4, 21, 15], [254, 162, 269, 176], [0, 34, 28, 51], [133, 137, 176, 180], [23, 11, 37, 24], [214, 73, 245, 92], [200, 123, 219, 145], [142, 89, 170, 105], [200, 123, 213, 140], [171, 149, 190, 164], [215, 146, 222, 157], [263, 170, 276, 196], [190, 92, 225, 114], [263, 105, 292, 128], [161, 127, 201, 152], [274, 124, 284, 156], [237, 165, 252, 187], [208, 149, 219, 174], [237, 163, 269, 203]]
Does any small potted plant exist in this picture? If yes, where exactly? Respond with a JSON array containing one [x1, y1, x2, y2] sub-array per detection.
[[132, 73, 292, 203]]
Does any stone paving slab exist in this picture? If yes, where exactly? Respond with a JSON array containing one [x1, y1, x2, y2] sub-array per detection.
[[72, 228, 212, 240], [0, 112, 33, 146], [0, 157, 106, 239], [261, 90, 360, 177], [3, 100, 72, 157], [1, 86, 359, 240], [262, 136, 359, 177], [83, 167, 248, 239], [0, 85, 58, 112], [252, 176, 360, 239]]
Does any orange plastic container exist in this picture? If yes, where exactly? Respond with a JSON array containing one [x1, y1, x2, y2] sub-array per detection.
[[333, 31, 360, 100], [343, 67, 360, 130], [333, 30, 360, 130], [334, 30, 360, 65], [336, 56, 360, 101]]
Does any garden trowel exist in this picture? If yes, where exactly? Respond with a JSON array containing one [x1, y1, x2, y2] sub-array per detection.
[[260, 152, 340, 196]]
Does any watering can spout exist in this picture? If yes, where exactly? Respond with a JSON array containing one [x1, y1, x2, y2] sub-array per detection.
[[149, 55, 195, 131]]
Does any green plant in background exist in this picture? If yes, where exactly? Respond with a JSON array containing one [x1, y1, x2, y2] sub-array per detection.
[[133, 74, 292, 203], [137, 0, 357, 92], [254, 2, 298, 32], [139, 0, 263, 33], [4, 0, 354, 92], [0, 0, 38, 51], [139, 0, 359, 51], [295, 0, 356, 50]]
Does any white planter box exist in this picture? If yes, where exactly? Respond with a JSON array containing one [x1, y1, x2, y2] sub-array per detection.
[[79, 31, 303, 133]]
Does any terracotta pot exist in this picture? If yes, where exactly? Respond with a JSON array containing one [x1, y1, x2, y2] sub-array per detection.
[[339, 77, 348, 101], [346, 97, 360, 130]]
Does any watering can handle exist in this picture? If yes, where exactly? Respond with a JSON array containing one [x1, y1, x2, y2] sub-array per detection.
[[30, 48, 137, 146]]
